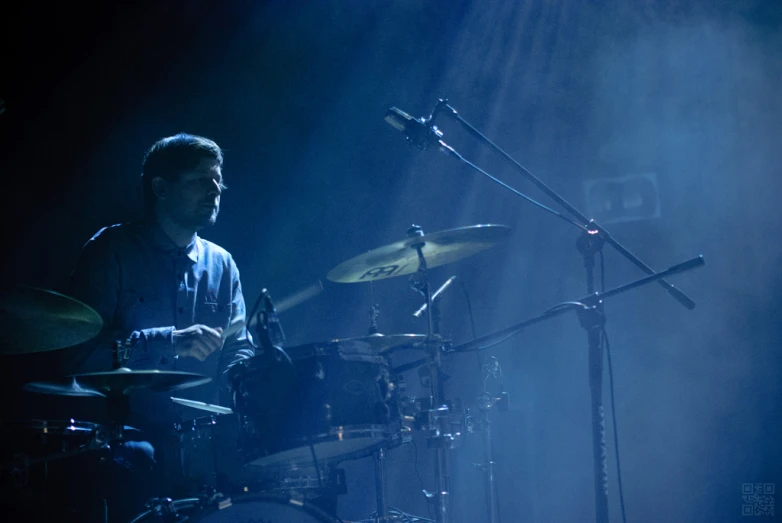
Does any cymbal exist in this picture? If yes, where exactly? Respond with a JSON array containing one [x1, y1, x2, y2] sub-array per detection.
[[24, 378, 106, 397], [25, 368, 211, 396], [331, 333, 430, 353], [171, 396, 233, 415], [0, 285, 103, 355], [326, 224, 511, 283]]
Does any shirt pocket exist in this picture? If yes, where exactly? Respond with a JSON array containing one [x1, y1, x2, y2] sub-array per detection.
[[196, 298, 232, 331]]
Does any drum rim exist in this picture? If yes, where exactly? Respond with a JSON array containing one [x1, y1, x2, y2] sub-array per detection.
[[129, 492, 338, 522], [227, 342, 389, 380], [173, 415, 220, 432], [244, 423, 393, 468], [0, 418, 102, 433]]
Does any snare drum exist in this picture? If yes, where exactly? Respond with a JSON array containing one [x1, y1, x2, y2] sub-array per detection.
[[128, 492, 338, 522], [0, 419, 105, 465], [229, 341, 396, 468]]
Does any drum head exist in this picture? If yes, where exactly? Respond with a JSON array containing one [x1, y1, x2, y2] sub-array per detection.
[[130, 493, 337, 522]]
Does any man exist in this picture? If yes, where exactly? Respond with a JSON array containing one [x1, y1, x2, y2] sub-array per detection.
[[66, 133, 255, 521]]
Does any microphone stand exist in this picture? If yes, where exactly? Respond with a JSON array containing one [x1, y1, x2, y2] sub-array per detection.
[[395, 99, 700, 523], [449, 256, 704, 354], [474, 356, 507, 523]]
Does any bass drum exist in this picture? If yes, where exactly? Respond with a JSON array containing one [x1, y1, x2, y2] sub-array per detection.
[[128, 492, 338, 522]]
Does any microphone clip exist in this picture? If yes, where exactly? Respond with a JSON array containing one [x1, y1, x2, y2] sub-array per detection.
[[385, 107, 444, 151]]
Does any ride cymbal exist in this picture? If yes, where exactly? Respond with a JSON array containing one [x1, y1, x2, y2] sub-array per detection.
[[327, 224, 511, 283], [0, 286, 103, 355]]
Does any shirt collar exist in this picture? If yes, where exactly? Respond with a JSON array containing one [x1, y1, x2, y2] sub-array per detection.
[[140, 217, 200, 263]]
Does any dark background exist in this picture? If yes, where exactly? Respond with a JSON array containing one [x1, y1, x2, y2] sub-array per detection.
[[2, 1, 781, 521]]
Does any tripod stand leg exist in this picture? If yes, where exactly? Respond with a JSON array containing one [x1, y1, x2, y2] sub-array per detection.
[[373, 447, 389, 522]]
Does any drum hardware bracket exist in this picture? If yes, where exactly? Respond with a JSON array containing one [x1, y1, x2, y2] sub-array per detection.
[[144, 497, 178, 516], [368, 302, 381, 335], [426, 433, 458, 451], [113, 338, 132, 368]]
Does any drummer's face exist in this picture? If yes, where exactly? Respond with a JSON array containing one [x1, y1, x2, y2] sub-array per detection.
[[159, 158, 223, 230]]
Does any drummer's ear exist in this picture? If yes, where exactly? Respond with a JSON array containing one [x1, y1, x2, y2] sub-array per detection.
[[152, 177, 168, 200]]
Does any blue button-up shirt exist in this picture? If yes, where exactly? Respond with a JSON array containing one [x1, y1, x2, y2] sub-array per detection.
[[67, 218, 254, 427]]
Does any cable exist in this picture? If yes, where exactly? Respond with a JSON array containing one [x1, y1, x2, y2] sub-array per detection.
[[458, 279, 481, 371], [451, 151, 590, 232], [411, 438, 434, 521], [599, 249, 627, 523], [603, 329, 627, 523], [410, 439, 426, 497]]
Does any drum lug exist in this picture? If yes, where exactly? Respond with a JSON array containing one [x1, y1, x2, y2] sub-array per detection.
[[144, 497, 178, 516]]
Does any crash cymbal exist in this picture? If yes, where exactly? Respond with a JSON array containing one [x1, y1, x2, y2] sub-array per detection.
[[24, 368, 211, 396], [0, 285, 103, 355], [327, 224, 511, 283], [171, 396, 233, 415]]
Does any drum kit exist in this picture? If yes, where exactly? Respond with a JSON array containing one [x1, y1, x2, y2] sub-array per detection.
[[0, 223, 520, 523], [0, 96, 706, 523]]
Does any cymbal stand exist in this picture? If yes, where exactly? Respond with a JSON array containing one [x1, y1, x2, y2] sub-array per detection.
[[407, 225, 452, 523], [373, 446, 389, 522], [92, 340, 135, 523]]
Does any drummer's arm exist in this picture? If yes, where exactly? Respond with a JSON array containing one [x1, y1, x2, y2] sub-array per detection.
[[66, 230, 179, 373], [217, 258, 255, 396], [64, 229, 124, 374]]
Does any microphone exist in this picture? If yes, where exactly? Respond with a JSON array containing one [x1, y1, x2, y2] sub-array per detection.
[[385, 106, 445, 150], [413, 276, 458, 318], [257, 288, 286, 350]]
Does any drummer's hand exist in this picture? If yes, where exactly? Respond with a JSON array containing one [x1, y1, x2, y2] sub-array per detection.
[[173, 325, 224, 361]]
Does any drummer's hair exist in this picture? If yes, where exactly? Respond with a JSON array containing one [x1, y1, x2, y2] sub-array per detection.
[[141, 133, 224, 211]]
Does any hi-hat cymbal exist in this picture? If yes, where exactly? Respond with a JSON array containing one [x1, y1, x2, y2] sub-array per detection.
[[171, 396, 233, 415], [24, 378, 106, 397], [25, 368, 211, 396], [0, 285, 103, 355], [331, 333, 431, 353], [326, 224, 511, 283]]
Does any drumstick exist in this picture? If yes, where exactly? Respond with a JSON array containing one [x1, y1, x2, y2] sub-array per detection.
[[274, 279, 324, 313], [221, 280, 324, 339]]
